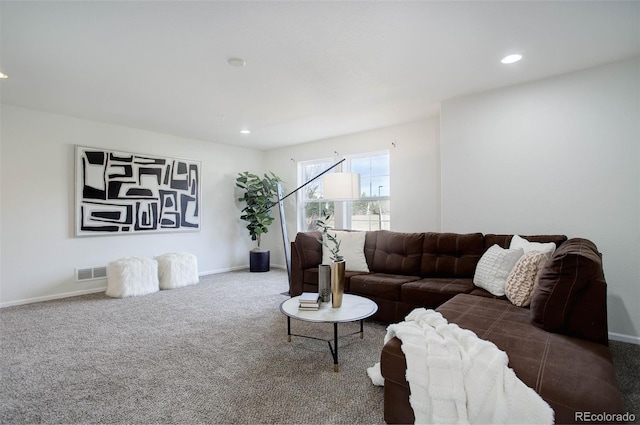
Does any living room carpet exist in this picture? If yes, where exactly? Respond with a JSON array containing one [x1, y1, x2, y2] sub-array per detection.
[[1, 269, 638, 424], [0, 270, 387, 424]]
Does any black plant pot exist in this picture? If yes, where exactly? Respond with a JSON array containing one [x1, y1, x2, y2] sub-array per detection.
[[250, 250, 270, 272]]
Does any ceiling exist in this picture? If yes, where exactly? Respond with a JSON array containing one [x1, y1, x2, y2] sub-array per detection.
[[1, 1, 639, 151]]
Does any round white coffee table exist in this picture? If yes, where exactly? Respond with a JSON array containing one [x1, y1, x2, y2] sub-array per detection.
[[280, 293, 378, 372]]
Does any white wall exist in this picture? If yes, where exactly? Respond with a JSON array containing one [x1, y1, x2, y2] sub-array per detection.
[[0, 105, 264, 306], [5, 58, 638, 342], [440, 58, 640, 341], [264, 118, 441, 267]]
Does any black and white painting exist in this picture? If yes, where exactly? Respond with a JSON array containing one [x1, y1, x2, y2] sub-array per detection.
[[75, 146, 201, 236]]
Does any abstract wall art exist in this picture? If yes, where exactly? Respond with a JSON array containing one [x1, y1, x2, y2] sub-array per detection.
[[75, 146, 201, 236]]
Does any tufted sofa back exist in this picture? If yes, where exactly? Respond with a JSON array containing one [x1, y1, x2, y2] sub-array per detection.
[[291, 230, 573, 285], [364, 230, 424, 275], [420, 232, 484, 278]]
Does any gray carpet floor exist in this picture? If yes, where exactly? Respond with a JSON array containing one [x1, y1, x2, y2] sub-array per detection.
[[1, 269, 638, 424], [1, 270, 387, 424]]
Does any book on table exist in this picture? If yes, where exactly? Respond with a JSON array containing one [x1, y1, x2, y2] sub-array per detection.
[[299, 292, 320, 304], [298, 292, 320, 310]]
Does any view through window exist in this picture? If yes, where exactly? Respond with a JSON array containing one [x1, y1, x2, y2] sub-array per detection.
[[349, 152, 390, 231], [298, 152, 390, 232]]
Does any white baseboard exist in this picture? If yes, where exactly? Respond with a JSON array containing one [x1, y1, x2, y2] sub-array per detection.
[[0, 266, 252, 309], [198, 264, 287, 275], [197, 265, 250, 276], [0, 287, 107, 308], [608, 332, 640, 345]]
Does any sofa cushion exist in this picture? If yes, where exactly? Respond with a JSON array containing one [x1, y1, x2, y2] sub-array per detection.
[[505, 251, 548, 307], [473, 245, 524, 296], [420, 232, 484, 278], [468, 287, 508, 299], [321, 230, 369, 272], [401, 278, 475, 308], [366, 230, 424, 275], [349, 273, 420, 301], [530, 238, 609, 345], [302, 268, 367, 293], [435, 294, 624, 424]]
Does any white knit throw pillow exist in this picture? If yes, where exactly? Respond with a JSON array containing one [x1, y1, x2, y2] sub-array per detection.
[[473, 245, 524, 296]]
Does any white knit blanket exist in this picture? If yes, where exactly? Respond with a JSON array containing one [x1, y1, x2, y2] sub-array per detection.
[[367, 308, 554, 425]]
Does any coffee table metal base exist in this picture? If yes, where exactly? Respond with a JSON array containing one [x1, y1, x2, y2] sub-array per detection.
[[280, 294, 378, 372], [286, 317, 365, 372]]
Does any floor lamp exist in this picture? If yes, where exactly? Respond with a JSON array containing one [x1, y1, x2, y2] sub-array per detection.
[[271, 158, 360, 292]]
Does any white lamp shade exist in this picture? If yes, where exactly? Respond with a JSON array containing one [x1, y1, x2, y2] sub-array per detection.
[[322, 173, 360, 200]]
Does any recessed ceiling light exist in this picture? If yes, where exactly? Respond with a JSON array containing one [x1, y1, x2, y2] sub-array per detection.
[[240, 129, 251, 134], [228, 58, 246, 67], [0, 72, 8, 79], [501, 54, 523, 64]]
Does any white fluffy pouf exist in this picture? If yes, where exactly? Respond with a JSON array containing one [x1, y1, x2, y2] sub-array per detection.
[[155, 252, 199, 290], [106, 257, 159, 298]]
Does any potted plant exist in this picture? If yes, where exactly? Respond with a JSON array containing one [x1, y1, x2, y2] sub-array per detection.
[[316, 215, 345, 307], [236, 171, 282, 272]]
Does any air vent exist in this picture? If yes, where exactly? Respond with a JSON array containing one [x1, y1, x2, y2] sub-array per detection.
[[76, 266, 108, 282], [76, 268, 93, 281], [93, 266, 107, 279]]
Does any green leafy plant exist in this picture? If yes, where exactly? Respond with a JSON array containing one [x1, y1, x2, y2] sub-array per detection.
[[315, 214, 343, 262], [236, 171, 283, 250]]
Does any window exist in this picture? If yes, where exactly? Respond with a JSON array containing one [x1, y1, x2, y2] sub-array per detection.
[[298, 151, 390, 232], [348, 152, 390, 231], [298, 158, 335, 231]]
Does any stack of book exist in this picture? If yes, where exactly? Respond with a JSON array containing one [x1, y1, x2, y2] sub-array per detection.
[[298, 292, 320, 310]]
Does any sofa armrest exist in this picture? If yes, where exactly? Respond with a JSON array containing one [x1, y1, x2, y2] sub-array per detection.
[[530, 238, 609, 345], [292, 231, 322, 268], [381, 337, 415, 424], [290, 241, 303, 296], [290, 232, 322, 296]]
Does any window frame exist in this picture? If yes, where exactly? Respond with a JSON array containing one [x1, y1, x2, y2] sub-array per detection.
[[296, 150, 390, 232]]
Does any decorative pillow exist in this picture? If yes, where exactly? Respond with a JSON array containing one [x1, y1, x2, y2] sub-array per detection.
[[510, 234, 556, 256], [322, 231, 369, 272], [473, 244, 524, 296], [505, 251, 548, 307]]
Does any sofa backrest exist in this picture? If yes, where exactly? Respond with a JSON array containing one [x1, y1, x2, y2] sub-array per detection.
[[365, 230, 424, 275], [484, 234, 568, 250], [530, 238, 609, 345], [420, 232, 484, 278], [292, 231, 574, 282]]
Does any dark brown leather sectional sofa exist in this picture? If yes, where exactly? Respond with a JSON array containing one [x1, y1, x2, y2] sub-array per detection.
[[290, 230, 625, 424]]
